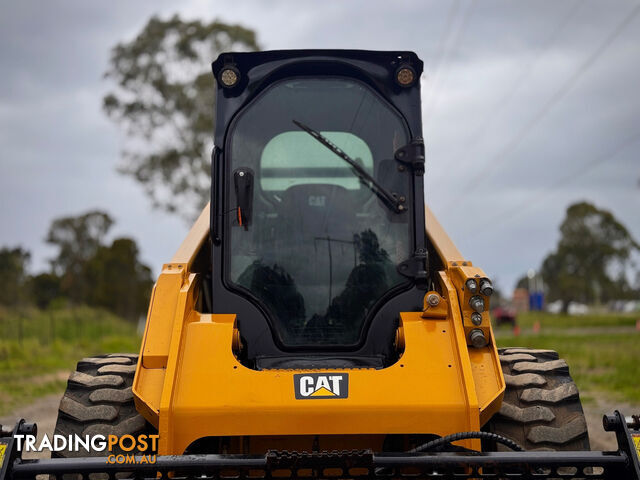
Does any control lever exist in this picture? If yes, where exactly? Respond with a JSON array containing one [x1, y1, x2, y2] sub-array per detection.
[[234, 168, 254, 230]]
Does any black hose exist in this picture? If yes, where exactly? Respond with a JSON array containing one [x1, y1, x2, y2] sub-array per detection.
[[408, 431, 525, 453]]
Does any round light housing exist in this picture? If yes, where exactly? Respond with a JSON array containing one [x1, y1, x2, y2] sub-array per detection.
[[395, 66, 416, 87], [219, 67, 239, 88]]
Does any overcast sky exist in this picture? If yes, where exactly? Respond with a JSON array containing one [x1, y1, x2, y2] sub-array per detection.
[[1, 0, 639, 293]]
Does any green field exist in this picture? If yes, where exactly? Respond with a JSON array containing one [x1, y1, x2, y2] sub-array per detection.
[[0, 306, 140, 415], [509, 311, 638, 330], [496, 311, 640, 405], [1, 308, 638, 416]]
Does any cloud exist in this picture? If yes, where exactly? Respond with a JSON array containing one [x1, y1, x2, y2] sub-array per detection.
[[0, 0, 638, 291]]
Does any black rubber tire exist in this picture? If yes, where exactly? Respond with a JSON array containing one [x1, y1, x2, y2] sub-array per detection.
[[484, 348, 590, 451], [53, 354, 154, 457]]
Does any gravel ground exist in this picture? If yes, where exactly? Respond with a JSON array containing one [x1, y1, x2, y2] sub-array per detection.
[[581, 392, 640, 451], [0, 392, 62, 459]]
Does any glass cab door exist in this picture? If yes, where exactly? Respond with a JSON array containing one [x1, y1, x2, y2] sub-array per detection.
[[225, 77, 413, 347]]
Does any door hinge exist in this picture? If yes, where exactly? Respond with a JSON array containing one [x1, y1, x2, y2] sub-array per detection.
[[398, 247, 429, 290], [394, 137, 425, 176]]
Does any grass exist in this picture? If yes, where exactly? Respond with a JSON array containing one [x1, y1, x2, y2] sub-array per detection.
[[1, 307, 638, 415], [497, 331, 640, 404], [507, 310, 638, 330], [0, 306, 141, 415]]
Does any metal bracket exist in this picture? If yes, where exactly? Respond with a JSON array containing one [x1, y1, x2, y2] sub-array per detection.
[[0, 419, 36, 480], [397, 248, 429, 290], [3, 413, 640, 479], [604, 410, 640, 478], [394, 137, 425, 176]]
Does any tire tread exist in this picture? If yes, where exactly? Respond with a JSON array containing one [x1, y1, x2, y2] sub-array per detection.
[[486, 348, 589, 451], [53, 354, 153, 457]]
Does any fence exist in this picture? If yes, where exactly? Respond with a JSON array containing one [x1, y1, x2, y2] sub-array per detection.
[[0, 307, 136, 346]]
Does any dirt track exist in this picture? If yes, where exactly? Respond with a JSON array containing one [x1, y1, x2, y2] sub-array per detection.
[[581, 393, 640, 451], [1, 387, 636, 456], [0, 392, 62, 459]]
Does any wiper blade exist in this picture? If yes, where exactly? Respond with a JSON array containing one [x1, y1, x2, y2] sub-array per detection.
[[292, 120, 405, 213]]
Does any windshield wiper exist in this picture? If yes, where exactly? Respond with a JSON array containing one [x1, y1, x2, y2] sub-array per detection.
[[293, 120, 406, 213]]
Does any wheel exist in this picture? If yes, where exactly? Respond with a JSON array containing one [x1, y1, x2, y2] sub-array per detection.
[[53, 354, 154, 457], [484, 348, 590, 451]]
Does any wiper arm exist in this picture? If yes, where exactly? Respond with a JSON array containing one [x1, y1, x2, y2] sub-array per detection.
[[293, 120, 406, 213]]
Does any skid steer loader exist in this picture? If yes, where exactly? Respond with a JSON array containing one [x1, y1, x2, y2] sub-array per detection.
[[2, 50, 639, 479]]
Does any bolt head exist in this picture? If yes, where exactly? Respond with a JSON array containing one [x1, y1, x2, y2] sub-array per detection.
[[471, 312, 482, 326], [469, 295, 485, 313], [469, 329, 487, 348], [465, 279, 478, 293], [427, 293, 440, 307], [480, 279, 493, 297]]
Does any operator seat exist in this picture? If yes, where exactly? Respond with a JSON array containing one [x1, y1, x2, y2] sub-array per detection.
[[276, 184, 361, 329]]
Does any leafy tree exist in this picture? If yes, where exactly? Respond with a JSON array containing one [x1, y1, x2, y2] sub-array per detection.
[[44, 211, 153, 319], [28, 273, 61, 309], [46, 210, 114, 302], [541, 201, 639, 311], [515, 275, 528, 290], [0, 247, 30, 306], [82, 238, 153, 321], [103, 15, 260, 218]]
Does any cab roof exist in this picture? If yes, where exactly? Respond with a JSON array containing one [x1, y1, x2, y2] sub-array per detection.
[[211, 49, 424, 146]]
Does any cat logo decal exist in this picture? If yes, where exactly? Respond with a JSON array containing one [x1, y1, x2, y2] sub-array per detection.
[[294, 373, 349, 399]]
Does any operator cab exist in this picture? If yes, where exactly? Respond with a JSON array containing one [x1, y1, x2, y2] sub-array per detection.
[[211, 51, 427, 370]]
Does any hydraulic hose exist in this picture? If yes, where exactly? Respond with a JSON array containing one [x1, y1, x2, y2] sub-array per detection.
[[408, 431, 525, 453]]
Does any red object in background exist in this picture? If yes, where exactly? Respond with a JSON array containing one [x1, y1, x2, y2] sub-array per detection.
[[492, 306, 517, 327], [513, 324, 521, 336], [511, 288, 529, 313], [533, 320, 541, 333]]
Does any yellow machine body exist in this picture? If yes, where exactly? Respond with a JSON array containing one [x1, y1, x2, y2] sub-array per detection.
[[132, 205, 505, 456]]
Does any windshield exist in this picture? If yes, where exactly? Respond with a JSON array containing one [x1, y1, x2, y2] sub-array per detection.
[[227, 77, 411, 347]]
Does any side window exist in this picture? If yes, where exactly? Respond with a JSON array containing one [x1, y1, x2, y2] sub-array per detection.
[[260, 131, 373, 192]]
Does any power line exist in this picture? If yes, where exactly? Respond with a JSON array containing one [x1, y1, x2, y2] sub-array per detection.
[[423, 0, 478, 125], [449, 0, 583, 167], [467, 130, 640, 234], [422, 0, 462, 109], [457, 3, 640, 195]]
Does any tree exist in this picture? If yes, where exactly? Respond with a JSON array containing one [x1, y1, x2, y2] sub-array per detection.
[[515, 275, 528, 290], [103, 15, 260, 218], [44, 211, 153, 319], [541, 201, 639, 311], [82, 238, 153, 321], [0, 247, 30, 306], [28, 273, 61, 309], [46, 210, 114, 302]]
